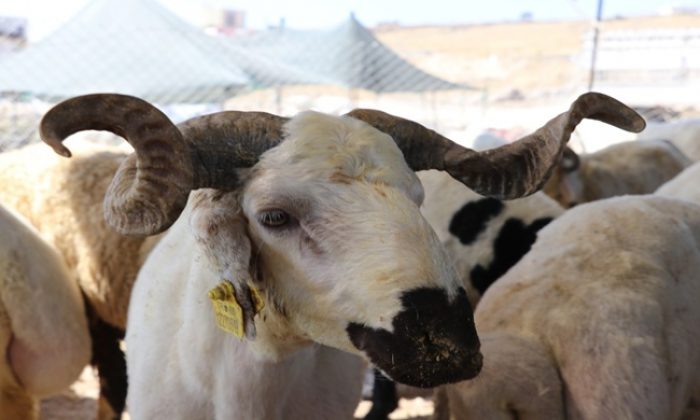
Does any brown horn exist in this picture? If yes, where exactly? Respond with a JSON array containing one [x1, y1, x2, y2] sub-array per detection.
[[347, 92, 645, 199], [41, 94, 194, 235], [176, 111, 288, 190], [40, 94, 287, 235]]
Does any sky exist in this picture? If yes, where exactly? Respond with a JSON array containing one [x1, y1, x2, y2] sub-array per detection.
[[0, 0, 692, 41]]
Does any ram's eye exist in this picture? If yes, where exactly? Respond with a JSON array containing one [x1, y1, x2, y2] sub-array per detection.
[[258, 209, 290, 227]]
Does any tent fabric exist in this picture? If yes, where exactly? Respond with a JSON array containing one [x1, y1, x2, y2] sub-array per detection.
[[230, 15, 469, 93], [0, 0, 324, 103], [0, 0, 467, 104]]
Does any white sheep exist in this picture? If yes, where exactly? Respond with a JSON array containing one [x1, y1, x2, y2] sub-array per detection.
[[364, 170, 565, 420], [440, 195, 700, 420], [542, 139, 691, 208], [0, 203, 91, 419], [655, 161, 700, 206], [38, 92, 643, 419], [0, 139, 161, 419], [637, 118, 700, 161]]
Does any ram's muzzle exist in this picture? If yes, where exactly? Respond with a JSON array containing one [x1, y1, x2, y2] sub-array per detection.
[[346, 287, 482, 388]]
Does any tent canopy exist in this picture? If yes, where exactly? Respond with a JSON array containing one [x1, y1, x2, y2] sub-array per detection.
[[230, 14, 469, 93], [0, 1, 469, 104], [0, 0, 324, 104]]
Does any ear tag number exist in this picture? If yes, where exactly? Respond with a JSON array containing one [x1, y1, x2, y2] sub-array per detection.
[[208, 281, 264, 337]]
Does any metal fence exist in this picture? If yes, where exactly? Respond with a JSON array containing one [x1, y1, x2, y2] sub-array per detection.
[[583, 27, 700, 106], [0, 0, 474, 152]]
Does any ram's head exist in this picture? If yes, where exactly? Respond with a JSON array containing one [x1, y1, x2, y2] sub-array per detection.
[[40, 93, 644, 388]]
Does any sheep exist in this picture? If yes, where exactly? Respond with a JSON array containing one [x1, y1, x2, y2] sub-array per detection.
[[656, 161, 700, 206], [38, 92, 643, 419], [637, 118, 700, 161], [439, 195, 700, 420], [542, 139, 691, 208], [364, 171, 564, 420], [471, 131, 508, 151], [0, 140, 162, 420], [419, 170, 565, 304], [0, 203, 91, 419]]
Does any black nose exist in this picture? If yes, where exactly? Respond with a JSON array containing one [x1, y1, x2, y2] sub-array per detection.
[[346, 287, 482, 388]]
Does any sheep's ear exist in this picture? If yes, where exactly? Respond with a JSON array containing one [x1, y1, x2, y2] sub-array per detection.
[[190, 189, 263, 339]]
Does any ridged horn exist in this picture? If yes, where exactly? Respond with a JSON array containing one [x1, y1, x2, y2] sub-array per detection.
[[347, 92, 645, 199], [40, 94, 287, 235]]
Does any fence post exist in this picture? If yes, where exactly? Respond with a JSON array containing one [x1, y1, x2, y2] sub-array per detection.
[[588, 0, 604, 91]]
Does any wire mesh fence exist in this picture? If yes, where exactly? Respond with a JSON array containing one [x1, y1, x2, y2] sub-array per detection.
[[0, 0, 479, 152], [1, 0, 700, 153]]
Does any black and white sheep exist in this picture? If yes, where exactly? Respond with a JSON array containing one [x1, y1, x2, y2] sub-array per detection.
[[439, 195, 700, 420], [0, 203, 91, 419], [38, 92, 643, 419]]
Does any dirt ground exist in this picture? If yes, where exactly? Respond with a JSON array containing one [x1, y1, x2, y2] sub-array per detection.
[[376, 15, 700, 94], [39, 367, 434, 420], [40, 368, 102, 420]]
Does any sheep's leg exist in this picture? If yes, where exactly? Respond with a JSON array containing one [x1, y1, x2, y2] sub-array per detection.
[[0, 384, 36, 420], [86, 299, 127, 420], [563, 347, 671, 420], [431, 387, 450, 420], [682, 397, 700, 420], [1, 312, 36, 420], [364, 369, 398, 420]]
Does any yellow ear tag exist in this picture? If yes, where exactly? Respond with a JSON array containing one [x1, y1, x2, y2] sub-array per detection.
[[208, 281, 264, 337]]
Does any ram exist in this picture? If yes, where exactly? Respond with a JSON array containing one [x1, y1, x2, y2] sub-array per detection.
[[364, 172, 565, 419], [439, 195, 700, 420], [542, 139, 690, 208], [0, 203, 91, 419], [0, 140, 161, 419], [39, 92, 642, 419]]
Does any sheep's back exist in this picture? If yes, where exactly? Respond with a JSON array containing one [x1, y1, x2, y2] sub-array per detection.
[[0, 141, 149, 329], [474, 195, 700, 417], [656, 161, 700, 207]]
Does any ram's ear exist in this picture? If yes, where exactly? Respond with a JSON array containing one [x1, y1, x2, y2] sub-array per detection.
[[190, 189, 262, 339]]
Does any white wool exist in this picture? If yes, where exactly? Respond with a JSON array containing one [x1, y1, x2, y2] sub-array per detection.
[[543, 139, 691, 208], [442, 195, 700, 420], [0, 203, 90, 417], [655, 161, 700, 206], [637, 118, 700, 161]]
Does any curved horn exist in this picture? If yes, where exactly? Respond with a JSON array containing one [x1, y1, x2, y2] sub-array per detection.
[[41, 94, 194, 235], [347, 92, 646, 199], [40, 94, 287, 235], [176, 111, 288, 189]]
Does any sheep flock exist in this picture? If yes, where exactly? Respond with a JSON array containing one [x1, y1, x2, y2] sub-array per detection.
[[3, 90, 700, 420]]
